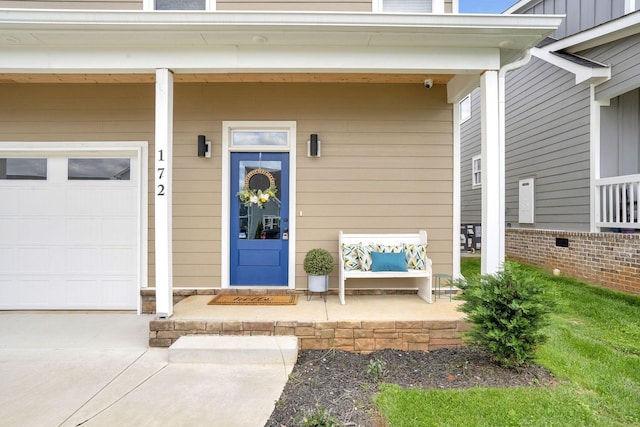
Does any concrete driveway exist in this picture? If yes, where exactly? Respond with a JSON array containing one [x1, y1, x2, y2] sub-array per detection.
[[0, 313, 292, 427]]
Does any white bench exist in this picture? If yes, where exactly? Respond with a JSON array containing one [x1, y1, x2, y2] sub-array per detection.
[[338, 230, 433, 305]]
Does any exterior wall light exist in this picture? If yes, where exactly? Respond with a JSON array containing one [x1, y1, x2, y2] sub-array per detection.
[[197, 135, 211, 158], [308, 134, 321, 157]]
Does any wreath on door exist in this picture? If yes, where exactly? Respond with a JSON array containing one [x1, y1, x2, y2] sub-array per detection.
[[237, 168, 278, 209]]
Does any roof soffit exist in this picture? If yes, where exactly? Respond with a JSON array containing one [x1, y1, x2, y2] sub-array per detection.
[[0, 10, 563, 75], [0, 10, 562, 50]]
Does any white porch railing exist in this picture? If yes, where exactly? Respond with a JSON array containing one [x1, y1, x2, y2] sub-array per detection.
[[595, 174, 640, 230]]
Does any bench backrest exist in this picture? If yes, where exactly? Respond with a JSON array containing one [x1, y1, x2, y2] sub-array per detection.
[[339, 230, 427, 247]]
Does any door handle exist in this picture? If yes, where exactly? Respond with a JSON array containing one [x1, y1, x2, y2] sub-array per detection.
[[282, 228, 289, 240]]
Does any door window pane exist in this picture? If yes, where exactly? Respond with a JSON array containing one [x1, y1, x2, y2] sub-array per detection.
[[237, 160, 282, 240], [0, 158, 47, 180], [68, 159, 131, 180]]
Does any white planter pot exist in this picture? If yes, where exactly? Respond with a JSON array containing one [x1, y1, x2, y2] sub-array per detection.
[[307, 275, 329, 292]]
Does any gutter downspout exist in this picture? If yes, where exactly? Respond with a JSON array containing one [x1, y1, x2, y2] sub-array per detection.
[[497, 50, 532, 264]]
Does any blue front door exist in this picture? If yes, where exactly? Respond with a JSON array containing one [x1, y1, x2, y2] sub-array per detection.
[[230, 152, 289, 286]]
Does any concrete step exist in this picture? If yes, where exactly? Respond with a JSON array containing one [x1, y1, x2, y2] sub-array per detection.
[[168, 335, 298, 365]]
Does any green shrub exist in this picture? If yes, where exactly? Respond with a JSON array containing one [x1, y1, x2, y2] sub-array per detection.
[[456, 261, 554, 368], [303, 248, 334, 276]]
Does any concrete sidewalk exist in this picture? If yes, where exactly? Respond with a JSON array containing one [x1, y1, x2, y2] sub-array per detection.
[[0, 313, 294, 427]]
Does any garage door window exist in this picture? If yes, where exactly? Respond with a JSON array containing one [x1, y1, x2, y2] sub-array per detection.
[[0, 158, 47, 180], [68, 158, 131, 180]]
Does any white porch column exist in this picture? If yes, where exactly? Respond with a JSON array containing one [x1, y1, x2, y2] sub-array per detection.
[[154, 68, 174, 318], [432, 0, 445, 13], [480, 70, 504, 275]]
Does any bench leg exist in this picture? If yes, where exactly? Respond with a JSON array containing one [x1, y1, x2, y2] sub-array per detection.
[[417, 276, 433, 304], [339, 277, 346, 305]]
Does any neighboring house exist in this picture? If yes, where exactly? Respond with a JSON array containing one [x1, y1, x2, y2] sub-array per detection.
[[0, 0, 562, 314], [460, 0, 640, 294]]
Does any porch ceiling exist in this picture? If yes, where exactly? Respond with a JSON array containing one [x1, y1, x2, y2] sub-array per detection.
[[0, 72, 453, 84]]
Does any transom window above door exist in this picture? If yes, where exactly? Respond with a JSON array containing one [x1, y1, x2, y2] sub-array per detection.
[[231, 131, 289, 148], [145, 0, 213, 10]]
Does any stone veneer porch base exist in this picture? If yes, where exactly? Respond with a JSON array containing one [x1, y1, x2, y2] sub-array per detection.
[[145, 289, 470, 352], [149, 318, 470, 353]]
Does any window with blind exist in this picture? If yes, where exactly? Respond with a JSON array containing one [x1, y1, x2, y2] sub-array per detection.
[[382, 0, 432, 13]]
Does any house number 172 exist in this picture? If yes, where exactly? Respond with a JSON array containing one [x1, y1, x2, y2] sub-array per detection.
[[157, 149, 166, 196]]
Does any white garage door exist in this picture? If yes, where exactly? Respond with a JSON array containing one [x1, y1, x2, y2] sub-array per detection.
[[0, 152, 141, 310]]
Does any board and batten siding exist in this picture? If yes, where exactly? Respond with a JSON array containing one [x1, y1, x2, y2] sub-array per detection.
[[583, 32, 640, 103], [459, 87, 481, 225], [504, 57, 592, 231], [521, 0, 626, 39], [1, 82, 453, 289]]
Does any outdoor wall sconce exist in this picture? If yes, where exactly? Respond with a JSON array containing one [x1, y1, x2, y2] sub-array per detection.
[[308, 134, 321, 157], [197, 135, 211, 158]]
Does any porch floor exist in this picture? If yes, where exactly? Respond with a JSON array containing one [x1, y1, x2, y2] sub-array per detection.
[[149, 293, 469, 352], [172, 293, 465, 322]]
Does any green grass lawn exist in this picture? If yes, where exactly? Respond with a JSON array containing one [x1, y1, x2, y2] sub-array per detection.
[[375, 260, 640, 426]]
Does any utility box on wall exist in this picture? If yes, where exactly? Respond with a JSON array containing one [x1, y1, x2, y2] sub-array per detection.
[[460, 224, 482, 252], [519, 178, 535, 224]]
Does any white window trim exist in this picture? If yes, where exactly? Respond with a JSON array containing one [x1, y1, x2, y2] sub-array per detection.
[[221, 121, 297, 290], [472, 154, 481, 188], [143, 0, 216, 11], [626, 0, 637, 14], [460, 93, 471, 123]]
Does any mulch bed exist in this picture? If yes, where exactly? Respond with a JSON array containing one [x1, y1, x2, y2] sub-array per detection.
[[265, 346, 556, 427]]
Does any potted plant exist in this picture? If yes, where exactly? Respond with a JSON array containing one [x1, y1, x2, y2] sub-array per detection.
[[303, 248, 334, 292]]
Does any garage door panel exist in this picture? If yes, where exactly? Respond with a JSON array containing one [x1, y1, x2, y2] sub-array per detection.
[[20, 217, 64, 244], [102, 218, 136, 245], [102, 189, 137, 216], [103, 248, 135, 273], [0, 220, 17, 241], [0, 188, 20, 215], [66, 248, 99, 273], [18, 248, 51, 273], [22, 187, 65, 215], [66, 217, 101, 243], [66, 189, 104, 216], [15, 279, 51, 306], [0, 248, 16, 271], [66, 280, 102, 306], [103, 279, 137, 305]]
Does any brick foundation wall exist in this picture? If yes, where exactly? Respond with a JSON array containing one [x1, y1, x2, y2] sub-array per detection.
[[506, 229, 640, 295], [149, 318, 470, 353]]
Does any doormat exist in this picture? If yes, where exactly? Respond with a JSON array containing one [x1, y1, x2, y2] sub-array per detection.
[[208, 294, 298, 306]]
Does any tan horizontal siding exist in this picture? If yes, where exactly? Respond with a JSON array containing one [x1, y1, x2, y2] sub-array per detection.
[[0, 0, 142, 9], [1, 81, 453, 290], [445, 0, 452, 13]]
